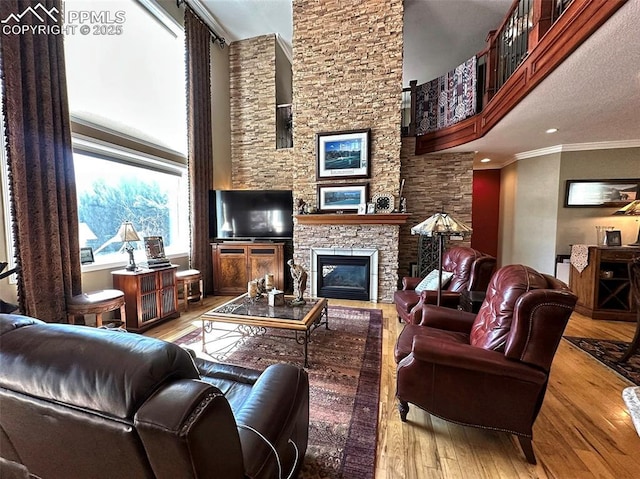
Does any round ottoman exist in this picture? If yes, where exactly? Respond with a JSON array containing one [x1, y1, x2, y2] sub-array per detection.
[[67, 289, 126, 328]]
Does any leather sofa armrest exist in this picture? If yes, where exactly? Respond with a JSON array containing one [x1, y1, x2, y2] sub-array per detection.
[[418, 304, 476, 332], [419, 289, 461, 306], [234, 363, 310, 479], [405, 291, 462, 324], [407, 336, 547, 384], [402, 276, 422, 290], [135, 379, 245, 479]]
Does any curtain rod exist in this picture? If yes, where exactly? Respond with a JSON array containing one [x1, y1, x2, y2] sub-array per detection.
[[177, 0, 226, 48]]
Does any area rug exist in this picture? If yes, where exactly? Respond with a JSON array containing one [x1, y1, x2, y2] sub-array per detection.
[[563, 336, 640, 386], [174, 306, 382, 479]]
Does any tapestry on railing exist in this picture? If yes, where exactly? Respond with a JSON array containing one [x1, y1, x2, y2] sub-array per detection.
[[415, 56, 477, 135]]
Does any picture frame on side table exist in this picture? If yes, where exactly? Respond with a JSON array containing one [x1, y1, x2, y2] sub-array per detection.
[[605, 230, 622, 247], [80, 247, 94, 265], [317, 183, 368, 213], [564, 179, 639, 207], [144, 236, 166, 260], [316, 129, 371, 180]]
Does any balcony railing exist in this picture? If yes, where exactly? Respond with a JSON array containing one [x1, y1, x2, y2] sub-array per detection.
[[402, 0, 582, 140]]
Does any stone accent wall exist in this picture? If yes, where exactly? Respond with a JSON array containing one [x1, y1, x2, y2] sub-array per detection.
[[226, 2, 473, 301], [399, 137, 474, 279], [229, 34, 294, 189], [291, 0, 404, 303]]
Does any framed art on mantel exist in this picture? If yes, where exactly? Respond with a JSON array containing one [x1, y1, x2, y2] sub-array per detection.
[[316, 129, 371, 180], [317, 183, 368, 213]]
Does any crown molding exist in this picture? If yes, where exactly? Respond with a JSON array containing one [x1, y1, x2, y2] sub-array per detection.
[[515, 139, 640, 160], [184, 0, 232, 42]]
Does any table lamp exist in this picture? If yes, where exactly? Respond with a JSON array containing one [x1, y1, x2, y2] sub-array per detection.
[[411, 210, 472, 306], [613, 200, 640, 246], [117, 221, 141, 271]]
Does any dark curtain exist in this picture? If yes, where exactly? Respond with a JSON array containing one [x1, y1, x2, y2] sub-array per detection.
[[185, 7, 214, 294], [0, 0, 82, 321]]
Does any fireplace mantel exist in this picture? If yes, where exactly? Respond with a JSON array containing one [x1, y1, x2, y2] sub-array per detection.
[[295, 213, 410, 225]]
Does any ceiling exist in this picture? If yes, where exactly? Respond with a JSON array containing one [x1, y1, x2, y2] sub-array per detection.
[[198, 0, 640, 169]]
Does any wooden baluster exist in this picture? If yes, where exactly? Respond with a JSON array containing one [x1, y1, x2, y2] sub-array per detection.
[[528, 0, 554, 49]]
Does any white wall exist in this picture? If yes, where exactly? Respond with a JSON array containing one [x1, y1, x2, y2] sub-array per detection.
[[498, 162, 517, 268], [499, 153, 562, 274]]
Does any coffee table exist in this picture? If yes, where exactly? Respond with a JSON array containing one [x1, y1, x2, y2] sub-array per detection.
[[201, 294, 329, 367]]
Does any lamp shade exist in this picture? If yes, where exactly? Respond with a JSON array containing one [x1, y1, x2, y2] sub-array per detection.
[[411, 211, 472, 237], [614, 199, 640, 216], [117, 221, 141, 242]]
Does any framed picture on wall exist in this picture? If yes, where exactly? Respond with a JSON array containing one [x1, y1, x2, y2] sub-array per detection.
[[317, 183, 368, 212], [316, 129, 371, 180], [564, 179, 639, 207]]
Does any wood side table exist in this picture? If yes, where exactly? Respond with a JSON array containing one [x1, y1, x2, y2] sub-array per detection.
[[112, 266, 179, 332]]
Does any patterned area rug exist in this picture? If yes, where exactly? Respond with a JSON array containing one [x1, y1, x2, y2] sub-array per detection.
[[564, 336, 640, 386], [174, 306, 382, 479]]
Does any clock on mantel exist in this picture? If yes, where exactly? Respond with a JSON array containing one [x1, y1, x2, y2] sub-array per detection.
[[294, 213, 409, 225]]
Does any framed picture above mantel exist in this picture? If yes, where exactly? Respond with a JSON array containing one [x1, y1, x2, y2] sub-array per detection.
[[317, 183, 368, 213], [316, 129, 371, 180], [564, 179, 639, 207]]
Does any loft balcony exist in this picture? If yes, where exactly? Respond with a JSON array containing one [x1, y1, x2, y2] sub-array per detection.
[[402, 0, 627, 155]]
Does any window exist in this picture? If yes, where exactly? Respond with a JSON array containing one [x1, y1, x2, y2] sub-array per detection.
[[63, 0, 188, 266], [63, 0, 187, 154], [73, 148, 188, 265], [0, 102, 17, 282]]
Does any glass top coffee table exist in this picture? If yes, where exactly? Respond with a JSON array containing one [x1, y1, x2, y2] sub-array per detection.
[[201, 294, 329, 367]]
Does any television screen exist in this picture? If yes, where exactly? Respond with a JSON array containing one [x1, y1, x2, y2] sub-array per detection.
[[210, 190, 294, 240]]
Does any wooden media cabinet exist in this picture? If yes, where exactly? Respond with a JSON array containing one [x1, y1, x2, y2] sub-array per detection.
[[212, 242, 287, 295]]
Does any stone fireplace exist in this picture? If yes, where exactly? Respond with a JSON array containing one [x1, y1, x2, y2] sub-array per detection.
[[293, 219, 403, 303], [310, 247, 378, 301]]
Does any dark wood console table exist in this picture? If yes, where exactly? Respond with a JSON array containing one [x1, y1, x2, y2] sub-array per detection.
[[112, 266, 179, 332], [569, 246, 640, 321]]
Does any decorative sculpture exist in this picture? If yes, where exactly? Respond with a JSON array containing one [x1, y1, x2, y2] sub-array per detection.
[[287, 259, 307, 305]]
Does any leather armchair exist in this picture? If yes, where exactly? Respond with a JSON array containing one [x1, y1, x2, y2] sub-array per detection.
[[394, 264, 577, 464], [0, 314, 309, 479], [394, 246, 496, 324]]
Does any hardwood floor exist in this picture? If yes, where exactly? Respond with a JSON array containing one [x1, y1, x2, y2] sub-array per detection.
[[146, 297, 640, 478]]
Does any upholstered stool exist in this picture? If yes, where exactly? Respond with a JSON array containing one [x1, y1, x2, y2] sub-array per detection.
[[67, 289, 126, 328], [176, 269, 203, 311]]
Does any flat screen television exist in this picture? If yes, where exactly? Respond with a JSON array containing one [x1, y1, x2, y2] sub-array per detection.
[[210, 190, 294, 240]]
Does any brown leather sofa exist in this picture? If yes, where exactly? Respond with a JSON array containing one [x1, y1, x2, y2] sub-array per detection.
[[0, 314, 309, 479], [394, 264, 577, 464], [394, 246, 496, 324]]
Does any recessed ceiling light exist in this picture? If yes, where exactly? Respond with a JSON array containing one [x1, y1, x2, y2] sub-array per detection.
[[546, 128, 558, 134], [480, 158, 491, 163]]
